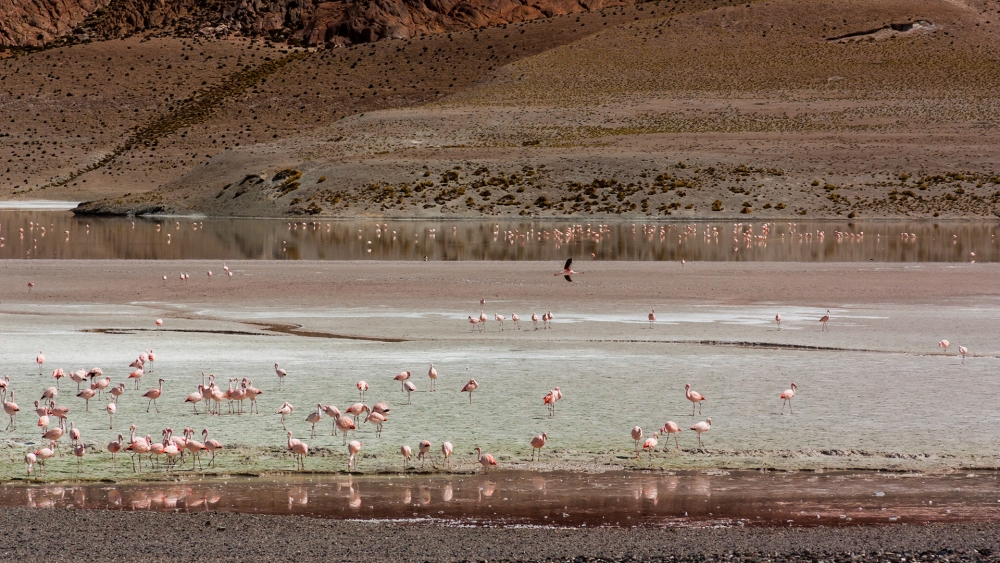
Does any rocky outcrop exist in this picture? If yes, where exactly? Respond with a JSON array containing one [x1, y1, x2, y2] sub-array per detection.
[[2, 0, 637, 47]]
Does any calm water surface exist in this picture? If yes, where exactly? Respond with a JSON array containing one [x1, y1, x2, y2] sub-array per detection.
[[4, 471, 998, 527], [0, 210, 996, 261]]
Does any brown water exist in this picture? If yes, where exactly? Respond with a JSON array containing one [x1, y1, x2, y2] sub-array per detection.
[[4, 471, 998, 527], [0, 209, 996, 261]]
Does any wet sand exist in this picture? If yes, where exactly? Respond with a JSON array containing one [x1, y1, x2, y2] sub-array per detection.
[[0, 506, 997, 562]]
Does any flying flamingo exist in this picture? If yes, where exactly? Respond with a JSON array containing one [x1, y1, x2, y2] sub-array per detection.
[[287, 431, 308, 471], [461, 378, 479, 403], [494, 313, 505, 331], [648, 309, 655, 328], [641, 432, 659, 460], [77, 387, 96, 411], [780, 382, 797, 414], [306, 405, 322, 437], [474, 446, 497, 473], [660, 421, 682, 449], [142, 379, 164, 413], [357, 380, 369, 399], [108, 434, 123, 461], [428, 364, 438, 392], [685, 383, 705, 416], [417, 440, 432, 467], [555, 258, 583, 282], [631, 426, 643, 449], [775, 313, 781, 330], [347, 440, 362, 471], [441, 441, 454, 467], [938, 340, 950, 354], [511, 313, 521, 330], [400, 445, 412, 471], [202, 429, 223, 467], [959, 346, 968, 364], [394, 370, 411, 391], [36, 351, 44, 375], [274, 363, 287, 388], [690, 418, 712, 450], [4, 391, 20, 430], [820, 310, 831, 331], [531, 312, 539, 330], [106, 402, 117, 429], [530, 433, 547, 461], [276, 402, 294, 430]]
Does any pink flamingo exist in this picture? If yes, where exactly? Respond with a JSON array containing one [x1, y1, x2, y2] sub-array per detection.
[[185, 385, 205, 413], [530, 433, 547, 461], [77, 387, 96, 411], [365, 411, 388, 437], [403, 381, 416, 403], [28, 281, 35, 293], [474, 446, 497, 473], [33, 443, 55, 475], [69, 369, 87, 391], [306, 404, 323, 438], [147, 350, 155, 372], [631, 426, 643, 449], [468, 316, 482, 332], [959, 346, 968, 364], [93, 376, 111, 399], [48, 402, 69, 429], [336, 415, 356, 445], [322, 405, 342, 435], [125, 427, 151, 471], [938, 340, 950, 354], [201, 429, 223, 467], [128, 366, 144, 390], [461, 378, 479, 403], [531, 312, 539, 330], [494, 313, 505, 331], [51, 368, 65, 387], [4, 391, 20, 430], [108, 434, 123, 461], [183, 428, 207, 470], [428, 364, 438, 392], [555, 258, 583, 282], [641, 432, 659, 460], [274, 363, 288, 388], [155, 319, 163, 328], [69, 421, 81, 445], [35, 351, 45, 375], [347, 440, 362, 471], [142, 379, 164, 413], [780, 382, 797, 414], [543, 391, 555, 416], [356, 380, 369, 399], [690, 418, 712, 450], [110, 383, 125, 405], [775, 313, 781, 330], [394, 370, 412, 391], [417, 440, 432, 467], [511, 313, 521, 330], [276, 402, 294, 429], [243, 379, 262, 414], [660, 421, 682, 449], [441, 441, 454, 467], [73, 442, 86, 465], [106, 402, 116, 429], [41, 425, 63, 446], [25, 452, 36, 476], [40, 387, 58, 401], [344, 402, 370, 424], [479, 310, 487, 324], [820, 310, 831, 331], [400, 445, 412, 471], [685, 383, 705, 416], [648, 309, 655, 328]]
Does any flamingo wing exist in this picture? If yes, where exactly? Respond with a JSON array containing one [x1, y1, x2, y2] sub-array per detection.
[[563, 258, 572, 270]]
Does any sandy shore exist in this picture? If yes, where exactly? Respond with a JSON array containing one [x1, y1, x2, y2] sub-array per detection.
[[0, 507, 997, 562]]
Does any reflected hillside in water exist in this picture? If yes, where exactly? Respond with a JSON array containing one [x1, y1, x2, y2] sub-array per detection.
[[0, 210, 996, 261]]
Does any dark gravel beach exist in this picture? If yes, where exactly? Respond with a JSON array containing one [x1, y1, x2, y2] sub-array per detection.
[[0, 508, 997, 562]]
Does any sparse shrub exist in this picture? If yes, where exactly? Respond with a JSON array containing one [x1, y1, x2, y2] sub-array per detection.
[[775, 203, 786, 209], [711, 199, 723, 211], [317, 176, 326, 183], [811, 180, 820, 186]]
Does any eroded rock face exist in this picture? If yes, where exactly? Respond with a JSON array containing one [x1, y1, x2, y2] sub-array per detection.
[[1, 0, 637, 47]]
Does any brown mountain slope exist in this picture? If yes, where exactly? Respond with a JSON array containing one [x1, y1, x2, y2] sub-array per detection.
[[70, 0, 1000, 219]]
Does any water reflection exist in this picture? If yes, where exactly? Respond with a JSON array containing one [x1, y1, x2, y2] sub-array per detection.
[[0, 210, 996, 261], [5, 471, 999, 526]]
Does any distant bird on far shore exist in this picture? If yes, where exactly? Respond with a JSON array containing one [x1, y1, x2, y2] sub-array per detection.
[[959, 346, 968, 364], [938, 340, 950, 354], [648, 309, 656, 328], [775, 313, 781, 330], [820, 310, 831, 331]]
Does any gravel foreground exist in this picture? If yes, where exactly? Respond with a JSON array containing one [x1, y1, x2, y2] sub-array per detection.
[[0, 508, 997, 563]]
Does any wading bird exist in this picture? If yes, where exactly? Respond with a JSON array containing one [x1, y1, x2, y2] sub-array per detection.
[[780, 382, 797, 414], [685, 383, 705, 416]]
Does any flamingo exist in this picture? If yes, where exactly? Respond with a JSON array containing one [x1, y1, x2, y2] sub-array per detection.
[[959, 346, 968, 364], [690, 418, 712, 450], [403, 381, 416, 403], [428, 364, 438, 392], [243, 379, 262, 413], [545, 310, 553, 329], [69, 369, 87, 391], [530, 433, 547, 461], [183, 428, 207, 470], [33, 443, 55, 475], [347, 440, 362, 471], [660, 421, 682, 449], [25, 452, 36, 476], [480, 310, 487, 324], [48, 402, 69, 430], [128, 367, 144, 390], [365, 410, 387, 437], [820, 310, 831, 331], [357, 380, 369, 399], [185, 385, 205, 414], [40, 387, 58, 401], [336, 415, 356, 445], [938, 340, 950, 354], [51, 368, 65, 387], [276, 402, 294, 430], [474, 446, 497, 473], [468, 316, 482, 332], [69, 422, 80, 445], [394, 370, 412, 391], [494, 313, 505, 331], [28, 281, 35, 293], [37, 413, 50, 431], [202, 429, 223, 467], [322, 405, 342, 435], [4, 391, 20, 430], [147, 350, 155, 372], [274, 363, 287, 388], [108, 434, 123, 461], [306, 405, 323, 438], [631, 426, 643, 449], [400, 445, 412, 471], [77, 387, 96, 411], [36, 351, 44, 375], [780, 382, 797, 414], [685, 383, 705, 416], [641, 432, 659, 460], [531, 312, 539, 330], [106, 402, 117, 429], [93, 376, 111, 399], [125, 429, 151, 472], [155, 319, 163, 328], [511, 313, 521, 330], [344, 402, 370, 424], [461, 378, 479, 403], [41, 425, 63, 445], [287, 431, 308, 470], [417, 440, 432, 467], [648, 309, 655, 328], [142, 379, 164, 413], [543, 391, 556, 416], [441, 441, 454, 467], [110, 383, 125, 405], [775, 313, 781, 330], [555, 258, 583, 281]]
